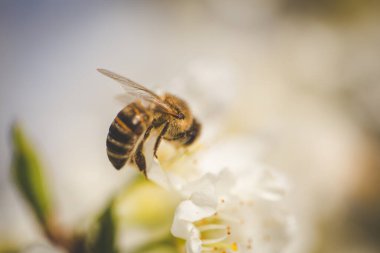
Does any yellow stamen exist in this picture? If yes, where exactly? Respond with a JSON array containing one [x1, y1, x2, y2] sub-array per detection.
[[231, 242, 238, 251], [202, 242, 238, 252]]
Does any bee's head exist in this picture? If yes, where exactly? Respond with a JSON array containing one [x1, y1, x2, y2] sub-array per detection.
[[163, 93, 191, 122], [183, 119, 201, 146]]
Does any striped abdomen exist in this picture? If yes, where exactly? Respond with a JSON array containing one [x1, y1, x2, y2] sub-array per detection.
[[106, 102, 150, 170]]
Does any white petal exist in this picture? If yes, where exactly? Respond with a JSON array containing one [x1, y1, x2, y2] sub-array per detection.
[[196, 135, 262, 175], [141, 130, 173, 190], [171, 218, 195, 240], [181, 169, 235, 198], [171, 200, 216, 239], [233, 165, 288, 201], [190, 191, 217, 209], [175, 199, 216, 222], [146, 161, 172, 191], [186, 227, 202, 253], [213, 169, 236, 195]]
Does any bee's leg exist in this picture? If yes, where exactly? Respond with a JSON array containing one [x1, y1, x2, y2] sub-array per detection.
[[134, 120, 165, 178], [134, 124, 155, 177], [153, 123, 169, 158], [134, 149, 147, 177]]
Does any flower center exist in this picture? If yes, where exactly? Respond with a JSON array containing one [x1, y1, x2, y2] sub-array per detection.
[[195, 213, 239, 253]]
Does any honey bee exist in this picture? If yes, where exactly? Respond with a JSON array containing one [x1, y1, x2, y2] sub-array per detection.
[[98, 69, 201, 177]]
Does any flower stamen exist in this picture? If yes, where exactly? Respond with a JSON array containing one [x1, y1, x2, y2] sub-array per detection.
[[201, 242, 238, 252], [194, 214, 240, 253], [198, 224, 228, 232], [202, 235, 228, 245]]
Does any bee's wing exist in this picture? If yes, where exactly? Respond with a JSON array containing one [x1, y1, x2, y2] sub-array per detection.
[[98, 68, 179, 117]]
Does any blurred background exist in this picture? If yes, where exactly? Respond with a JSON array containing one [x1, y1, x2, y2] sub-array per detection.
[[1, 0, 380, 252]]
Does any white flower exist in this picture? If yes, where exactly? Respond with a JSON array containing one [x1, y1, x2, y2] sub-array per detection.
[[135, 78, 295, 252], [140, 131, 294, 253], [170, 168, 292, 253]]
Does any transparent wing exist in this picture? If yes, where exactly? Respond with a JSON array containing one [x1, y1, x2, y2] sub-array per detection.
[[98, 68, 179, 117]]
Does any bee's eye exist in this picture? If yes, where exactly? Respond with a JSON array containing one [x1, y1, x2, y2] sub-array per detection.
[[177, 113, 185, 119], [184, 120, 201, 146]]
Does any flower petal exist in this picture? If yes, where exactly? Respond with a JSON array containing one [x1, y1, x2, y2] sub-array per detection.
[[171, 199, 216, 239], [186, 227, 202, 253]]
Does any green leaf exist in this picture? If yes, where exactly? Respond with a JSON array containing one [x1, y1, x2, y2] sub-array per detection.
[[11, 124, 52, 226], [89, 200, 117, 253]]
